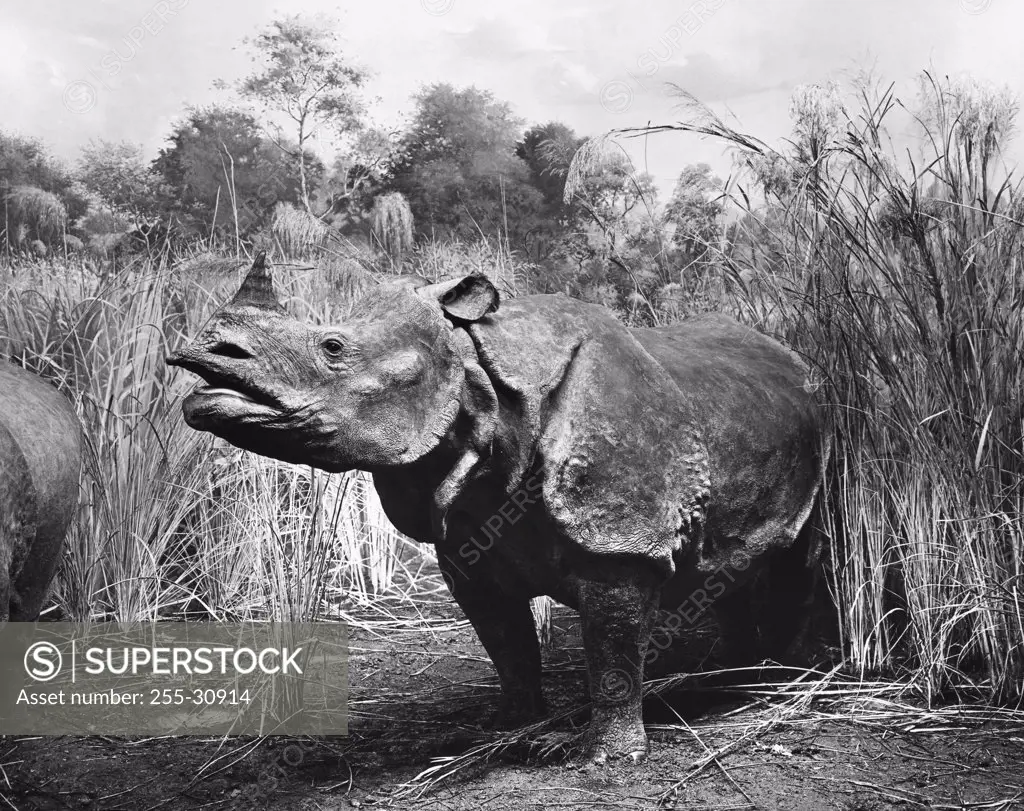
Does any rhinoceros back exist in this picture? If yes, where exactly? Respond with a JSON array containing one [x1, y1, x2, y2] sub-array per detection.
[[467, 295, 713, 571], [467, 299, 826, 575], [632, 314, 828, 573], [0, 362, 82, 620]]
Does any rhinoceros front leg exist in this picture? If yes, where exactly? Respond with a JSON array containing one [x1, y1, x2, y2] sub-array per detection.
[[437, 551, 546, 727], [577, 560, 661, 764]]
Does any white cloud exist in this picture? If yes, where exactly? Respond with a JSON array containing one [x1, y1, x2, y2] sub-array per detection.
[[0, 0, 1021, 194]]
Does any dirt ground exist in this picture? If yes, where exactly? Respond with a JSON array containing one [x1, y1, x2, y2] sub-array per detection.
[[3, 584, 1023, 811]]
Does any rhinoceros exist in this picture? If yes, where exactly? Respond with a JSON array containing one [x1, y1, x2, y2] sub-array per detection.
[[0, 362, 82, 621], [167, 253, 829, 763]]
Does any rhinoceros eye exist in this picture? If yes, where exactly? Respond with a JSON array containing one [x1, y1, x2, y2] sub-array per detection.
[[321, 338, 345, 357]]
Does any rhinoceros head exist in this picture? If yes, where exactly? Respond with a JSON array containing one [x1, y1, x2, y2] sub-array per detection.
[[167, 253, 498, 472]]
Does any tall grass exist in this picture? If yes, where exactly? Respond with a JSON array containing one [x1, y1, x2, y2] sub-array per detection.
[[5, 185, 67, 245], [270, 202, 329, 258], [412, 236, 533, 296], [617, 75, 1024, 701], [370, 191, 415, 260], [0, 251, 409, 622]]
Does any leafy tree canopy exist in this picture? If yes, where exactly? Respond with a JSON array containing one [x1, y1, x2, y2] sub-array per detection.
[[664, 162, 724, 256], [387, 83, 545, 248], [78, 139, 168, 223], [516, 121, 582, 211], [153, 105, 318, 238]]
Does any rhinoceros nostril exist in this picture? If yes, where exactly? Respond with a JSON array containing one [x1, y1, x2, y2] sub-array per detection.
[[209, 341, 252, 360]]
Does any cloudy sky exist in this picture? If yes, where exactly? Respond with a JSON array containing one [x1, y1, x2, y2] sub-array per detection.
[[2, 0, 1022, 196]]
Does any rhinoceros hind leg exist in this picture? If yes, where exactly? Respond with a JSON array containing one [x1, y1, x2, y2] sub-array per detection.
[[757, 524, 823, 664], [715, 522, 824, 668], [576, 560, 660, 765], [713, 587, 760, 669], [437, 551, 546, 728]]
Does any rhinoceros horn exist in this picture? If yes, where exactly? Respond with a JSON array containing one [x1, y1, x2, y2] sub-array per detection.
[[231, 251, 284, 311]]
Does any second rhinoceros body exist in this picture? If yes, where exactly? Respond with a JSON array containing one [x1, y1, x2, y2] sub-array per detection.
[[168, 254, 829, 763], [0, 361, 82, 622]]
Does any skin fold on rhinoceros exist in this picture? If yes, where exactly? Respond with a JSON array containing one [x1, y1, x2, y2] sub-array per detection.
[[0, 362, 82, 622], [167, 253, 830, 764]]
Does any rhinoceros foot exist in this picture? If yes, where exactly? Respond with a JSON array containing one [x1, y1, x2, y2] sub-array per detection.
[[488, 689, 547, 730], [582, 712, 649, 766]]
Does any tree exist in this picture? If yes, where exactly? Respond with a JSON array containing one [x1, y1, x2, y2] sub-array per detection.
[[512, 122, 585, 259], [397, 84, 521, 169], [664, 163, 724, 257], [153, 105, 314, 240], [565, 143, 659, 251], [0, 132, 76, 197], [233, 14, 369, 214], [386, 84, 545, 249], [559, 140, 670, 322], [317, 126, 396, 226], [516, 121, 582, 212], [77, 140, 167, 224]]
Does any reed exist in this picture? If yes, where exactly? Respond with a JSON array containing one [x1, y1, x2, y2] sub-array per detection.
[[597, 74, 1024, 700], [0, 251, 409, 621]]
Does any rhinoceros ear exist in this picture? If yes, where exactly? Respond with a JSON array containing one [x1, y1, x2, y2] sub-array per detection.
[[418, 274, 499, 323]]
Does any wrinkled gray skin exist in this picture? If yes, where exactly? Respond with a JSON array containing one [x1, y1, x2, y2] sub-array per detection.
[[0, 362, 82, 621], [168, 254, 829, 764]]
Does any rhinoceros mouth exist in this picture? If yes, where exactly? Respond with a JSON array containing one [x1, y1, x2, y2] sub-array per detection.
[[186, 377, 278, 412], [180, 381, 282, 429], [194, 384, 258, 403], [169, 356, 280, 412]]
